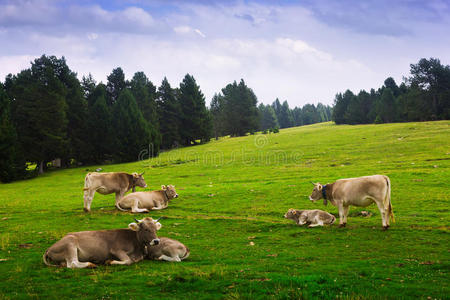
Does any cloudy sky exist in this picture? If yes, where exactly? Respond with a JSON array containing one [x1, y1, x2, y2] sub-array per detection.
[[1, 0, 449, 106]]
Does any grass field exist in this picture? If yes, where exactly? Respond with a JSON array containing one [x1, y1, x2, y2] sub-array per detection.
[[0, 121, 449, 299]]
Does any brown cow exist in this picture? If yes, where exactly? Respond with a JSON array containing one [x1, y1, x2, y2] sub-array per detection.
[[284, 208, 336, 227], [83, 172, 147, 212], [146, 237, 190, 262], [116, 185, 178, 213], [43, 217, 161, 268], [309, 175, 395, 229]]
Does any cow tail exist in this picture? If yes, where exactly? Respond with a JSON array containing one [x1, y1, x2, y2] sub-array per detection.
[[116, 202, 128, 212], [384, 176, 395, 223], [83, 173, 91, 191], [43, 251, 58, 267]]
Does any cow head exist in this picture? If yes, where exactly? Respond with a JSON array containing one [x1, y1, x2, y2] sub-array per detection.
[[309, 182, 323, 202], [128, 217, 160, 246], [284, 208, 301, 221], [132, 172, 147, 188], [161, 185, 178, 199]]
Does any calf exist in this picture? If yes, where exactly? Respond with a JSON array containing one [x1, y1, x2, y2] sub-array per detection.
[[83, 172, 147, 212], [284, 208, 336, 227], [43, 217, 161, 268], [117, 185, 178, 213], [146, 237, 190, 262], [309, 175, 395, 229]]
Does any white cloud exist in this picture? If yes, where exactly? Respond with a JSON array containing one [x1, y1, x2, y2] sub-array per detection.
[[87, 33, 98, 40], [174, 26, 192, 34]]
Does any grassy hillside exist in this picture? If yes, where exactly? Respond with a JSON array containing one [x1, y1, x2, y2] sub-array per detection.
[[0, 121, 449, 299]]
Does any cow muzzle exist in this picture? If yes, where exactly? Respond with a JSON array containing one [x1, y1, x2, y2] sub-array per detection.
[[175, 194, 179, 198], [309, 196, 317, 202], [149, 238, 160, 246]]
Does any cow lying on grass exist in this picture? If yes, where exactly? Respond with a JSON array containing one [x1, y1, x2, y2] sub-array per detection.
[[309, 175, 395, 229], [83, 172, 147, 212], [117, 185, 178, 213], [284, 208, 336, 227], [43, 217, 161, 268], [146, 237, 190, 262]]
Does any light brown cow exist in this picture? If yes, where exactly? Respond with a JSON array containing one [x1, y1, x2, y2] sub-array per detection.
[[309, 175, 395, 229], [43, 217, 161, 268], [284, 208, 336, 227], [146, 237, 190, 262], [83, 172, 147, 212], [116, 185, 178, 213]]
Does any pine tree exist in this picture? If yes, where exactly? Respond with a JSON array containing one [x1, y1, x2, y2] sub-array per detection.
[[178, 74, 212, 145], [210, 93, 226, 139], [112, 89, 151, 162], [258, 104, 279, 130], [9, 56, 68, 173], [332, 90, 353, 124], [278, 101, 294, 128], [377, 88, 397, 123], [86, 84, 114, 163], [157, 78, 181, 148], [0, 85, 26, 182], [106, 67, 127, 106], [130, 72, 161, 154]]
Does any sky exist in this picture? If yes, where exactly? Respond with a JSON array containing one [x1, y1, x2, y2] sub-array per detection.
[[1, 0, 449, 107]]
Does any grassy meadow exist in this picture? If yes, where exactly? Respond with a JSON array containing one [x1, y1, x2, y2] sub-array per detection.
[[0, 121, 449, 299]]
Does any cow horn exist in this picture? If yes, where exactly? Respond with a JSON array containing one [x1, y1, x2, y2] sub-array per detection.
[[155, 217, 163, 222], [134, 218, 140, 223], [310, 181, 315, 185], [140, 171, 145, 175]]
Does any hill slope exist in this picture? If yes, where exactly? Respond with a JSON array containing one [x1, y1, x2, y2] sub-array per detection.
[[0, 121, 449, 299]]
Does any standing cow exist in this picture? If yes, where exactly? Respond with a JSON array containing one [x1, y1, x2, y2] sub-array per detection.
[[83, 172, 147, 212], [43, 217, 161, 268], [308, 175, 395, 229]]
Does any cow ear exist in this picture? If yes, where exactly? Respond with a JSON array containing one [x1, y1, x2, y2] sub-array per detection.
[[161, 185, 166, 190], [155, 222, 162, 230], [318, 185, 322, 190], [128, 222, 139, 231]]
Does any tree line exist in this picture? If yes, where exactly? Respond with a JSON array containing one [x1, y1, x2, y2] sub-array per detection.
[[332, 58, 450, 124], [0, 55, 330, 182]]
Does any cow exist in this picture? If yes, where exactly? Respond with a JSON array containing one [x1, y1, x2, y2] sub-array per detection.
[[116, 185, 178, 213], [43, 217, 161, 268], [145, 237, 190, 262], [308, 175, 395, 230], [83, 172, 147, 212], [284, 208, 336, 227]]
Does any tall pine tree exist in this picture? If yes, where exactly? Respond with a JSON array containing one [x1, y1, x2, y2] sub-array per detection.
[[112, 89, 151, 162], [0, 85, 26, 182], [178, 74, 212, 145], [157, 78, 181, 148]]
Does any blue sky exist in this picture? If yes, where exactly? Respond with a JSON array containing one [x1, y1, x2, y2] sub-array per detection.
[[1, 0, 449, 106]]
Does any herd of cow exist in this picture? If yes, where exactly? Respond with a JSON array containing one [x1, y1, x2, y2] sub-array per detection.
[[43, 172, 394, 268]]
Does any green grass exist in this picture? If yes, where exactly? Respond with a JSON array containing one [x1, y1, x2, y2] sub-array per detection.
[[0, 121, 449, 299]]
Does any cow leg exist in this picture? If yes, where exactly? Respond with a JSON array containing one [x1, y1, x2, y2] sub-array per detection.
[[308, 220, 324, 227], [84, 190, 95, 212], [63, 240, 96, 269], [115, 192, 125, 208], [158, 255, 181, 262], [338, 203, 346, 227], [131, 199, 149, 213], [376, 201, 388, 229], [107, 250, 134, 265], [342, 206, 350, 225], [151, 206, 164, 211]]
